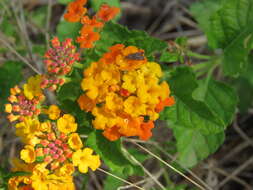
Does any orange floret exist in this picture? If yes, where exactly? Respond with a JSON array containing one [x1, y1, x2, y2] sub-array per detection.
[[77, 26, 100, 48], [116, 46, 147, 71], [155, 97, 175, 113], [103, 126, 122, 141], [77, 94, 97, 112], [64, 0, 87, 22], [139, 121, 154, 140], [100, 44, 125, 64], [81, 16, 104, 28], [96, 4, 120, 22]]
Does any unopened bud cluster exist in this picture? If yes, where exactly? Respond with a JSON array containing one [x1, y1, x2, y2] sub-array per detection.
[[41, 37, 80, 91], [5, 85, 43, 122]]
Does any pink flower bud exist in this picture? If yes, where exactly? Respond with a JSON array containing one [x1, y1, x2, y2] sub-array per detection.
[[48, 143, 55, 148], [53, 154, 59, 159], [43, 148, 50, 154], [55, 139, 62, 146], [58, 155, 66, 163], [57, 149, 63, 155]]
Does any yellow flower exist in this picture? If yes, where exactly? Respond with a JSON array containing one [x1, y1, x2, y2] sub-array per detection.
[[5, 104, 12, 113], [92, 107, 119, 130], [15, 117, 41, 143], [57, 114, 77, 134], [8, 176, 31, 190], [8, 160, 76, 190], [20, 145, 36, 163], [81, 77, 99, 100], [68, 133, 83, 150], [122, 71, 137, 93], [140, 62, 162, 77], [138, 82, 161, 105], [105, 92, 123, 111], [81, 61, 120, 101], [48, 105, 61, 120], [31, 163, 74, 190], [40, 121, 52, 132], [57, 163, 75, 176], [23, 75, 42, 100], [72, 148, 101, 173], [159, 81, 171, 100], [124, 96, 146, 117]]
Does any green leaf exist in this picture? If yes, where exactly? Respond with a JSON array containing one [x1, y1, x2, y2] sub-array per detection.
[[0, 61, 23, 111], [161, 67, 237, 167], [161, 66, 237, 134], [235, 78, 253, 113], [127, 148, 149, 163], [193, 79, 238, 126], [190, 0, 222, 48], [162, 67, 221, 133], [56, 20, 82, 41], [233, 58, 253, 113], [57, 70, 93, 130], [192, 0, 253, 76], [90, 0, 120, 11], [222, 29, 253, 76], [104, 174, 124, 190], [57, 69, 83, 102], [209, 0, 253, 48], [174, 126, 224, 168], [86, 131, 143, 177], [57, 82, 81, 102], [159, 51, 178, 63], [94, 22, 168, 59], [210, 0, 253, 76], [58, 0, 72, 4]]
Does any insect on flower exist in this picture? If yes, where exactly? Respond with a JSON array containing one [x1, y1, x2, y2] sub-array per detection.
[[125, 52, 145, 61]]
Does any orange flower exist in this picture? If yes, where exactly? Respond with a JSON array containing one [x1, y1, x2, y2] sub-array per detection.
[[155, 97, 175, 113], [64, 0, 87, 22], [77, 94, 96, 112], [139, 121, 154, 140], [77, 26, 100, 48], [103, 126, 122, 141], [96, 4, 120, 22], [100, 44, 125, 64], [116, 46, 147, 71], [117, 115, 143, 137], [81, 16, 104, 28], [79, 44, 175, 141]]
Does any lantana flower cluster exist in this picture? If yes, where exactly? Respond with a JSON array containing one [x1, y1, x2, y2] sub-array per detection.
[[64, 0, 120, 48], [5, 37, 80, 123], [5, 76, 44, 122], [7, 103, 100, 189], [5, 37, 100, 189], [41, 37, 80, 91], [78, 44, 175, 141]]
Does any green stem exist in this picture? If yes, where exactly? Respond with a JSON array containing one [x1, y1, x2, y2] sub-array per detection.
[[191, 61, 212, 71], [187, 51, 211, 60], [73, 62, 84, 69]]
